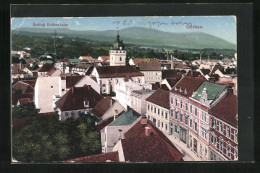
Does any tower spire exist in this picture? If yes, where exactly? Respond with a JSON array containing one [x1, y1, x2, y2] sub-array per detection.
[[117, 30, 120, 40]]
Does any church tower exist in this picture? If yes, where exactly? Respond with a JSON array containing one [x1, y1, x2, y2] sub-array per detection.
[[109, 31, 126, 66]]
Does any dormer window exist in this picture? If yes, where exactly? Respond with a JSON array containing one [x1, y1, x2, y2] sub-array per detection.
[[84, 101, 89, 107]]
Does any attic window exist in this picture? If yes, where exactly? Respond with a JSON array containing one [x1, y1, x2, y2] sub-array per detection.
[[84, 101, 89, 107]]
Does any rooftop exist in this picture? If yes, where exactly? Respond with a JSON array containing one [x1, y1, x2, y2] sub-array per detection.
[[146, 89, 170, 109], [192, 81, 226, 101], [91, 98, 112, 119], [95, 66, 144, 78], [64, 152, 119, 162], [138, 62, 161, 71], [108, 108, 140, 126]]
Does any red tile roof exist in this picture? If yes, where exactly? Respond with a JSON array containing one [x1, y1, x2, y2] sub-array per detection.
[[55, 85, 103, 111], [22, 80, 36, 88], [132, 58, 160, 65], [57, 59, 69, 63], [46, 68, 57, 76], [121, 135, 183, 162], [66, 75, 85, 88], [152, 83, 169, 91], [12, 93, 34, 106], [80, 56, 94, 61], [99, 56, 110, 61], [210, 64, 224, 76], [11, 64, 27, 74], [146, 89, 170, 109], [165, 78, 182, 88], [95, 111, 125, 131], [209, 92, 238, 127], [64, 152, 119, 162], [171, 76, 206, 98], [12, 81, 34, 94], [91, 98, 112, 119], [200, 69, 210, 75], [36, 64, 54, 72], [18, 98, 31, 105], [95, 66, 144, 78], [162, 69, 185, 79], [186, 70, 203, 77], [138, 63, 161, 71]]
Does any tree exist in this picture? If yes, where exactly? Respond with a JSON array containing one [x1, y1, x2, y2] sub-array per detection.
[[12, 103, 40, 119]]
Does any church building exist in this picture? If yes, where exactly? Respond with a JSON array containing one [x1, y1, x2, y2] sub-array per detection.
[[109, 31, 126, 66]]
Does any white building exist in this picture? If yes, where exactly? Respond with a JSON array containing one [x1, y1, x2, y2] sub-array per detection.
[[114, 77, 151, 109]]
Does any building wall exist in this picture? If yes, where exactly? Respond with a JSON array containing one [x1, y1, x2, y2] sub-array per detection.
[[109, 50, 126, 66], [58, 109, 88, 121], [141, 70, 162, 83], [75, 76, 100, 94], [35, 76, 66, 113], [104, 117, 140, 153], [131, 91, 154, 116], [102, 101, 126, 120], [113, 140, 125, 162], [146, 101, 169, 134]]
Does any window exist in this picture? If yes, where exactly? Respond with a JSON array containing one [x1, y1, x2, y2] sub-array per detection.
[[153, 118, 156, 124], [190, 119, 192, 128], [154, 107, 156, 113], [180, 101, 183, 108], [170, 98, 173, 104], [175, 125, 178, 133], [234, 149, 238, 159], [180, 114, 183, 122], [148, 115, 150, 120], [190, 105, 192, 113], [151, 105, 153, 111], [195, 122, 197, 131], [84, 101, 89, 107], [78, 111, 81, 116], [195, 108, 197, 116], [166, 124, 168, 130], [227, 143, 231, 157], [205, 148, 207, 157], [62, 89, 65, 92], [65, 112, 69, 117], [201, 127, 206, 139], [161, 122, 164, 128], [235, 131, 238, 143], [227, 126, 231, 138], [71, 112, 74, 117], [211, 117, 215, 128], [185, 103, 188, 110], [175, 111, 178, 120], [165, 112, 168, 119], [193, 139, 197, 152], [161, 110, 164, 117], [158, 108, 160, 115], [170, 110, 173, 117], [51, 86, 53, 88], [120, 57, 122, 61], [158, 120, 160, 127], [148, 104, 150, 111], [202, 112, 206, 122], [175, 99, 177, 106], [185, 115, 188, 125], [220, 122, 224, 133], [219, 138, 223, 152], [200, 144, 202, 154], [190, 136, 192, 148]]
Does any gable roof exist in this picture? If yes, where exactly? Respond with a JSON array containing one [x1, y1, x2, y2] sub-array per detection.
[[95, 111, 125, 131], [55, 85, 103, 111], [165, 78, 182, 88], [200, 69, 210, 76], [22, 80, 36, 88], [192, 81, 226, 101], [152, 83, 169, 91], [210, 64, 224, 75], [91, 98, 112, 119], [162, 69, 185, 79], [66, 75, 85, 88], [79, 56, 94, 61], [131, 58, 160, 65], [146, 89, 170, 109], [12, 93, 34, 106], [36, 64, 54, 72], [95, 66, 144, 78], [209, 91, 237, 127], [64, 152, 119, 162], [121, 135, 183, 162], [12, 81, 34, 94], [138, 63, 161, 71], [99, 56, 110, 61], [186, 70, 203, 77], [108, 109, 140, 126], [171, 76, 206, 98]]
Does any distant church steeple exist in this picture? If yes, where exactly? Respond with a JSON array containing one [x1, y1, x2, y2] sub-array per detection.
[[109, 31, 126, 66]]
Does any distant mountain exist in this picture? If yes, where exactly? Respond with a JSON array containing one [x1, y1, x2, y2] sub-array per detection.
[[12, 27, 236, 50]]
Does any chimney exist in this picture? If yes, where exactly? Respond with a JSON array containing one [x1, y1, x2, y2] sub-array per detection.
[[171, 55, 173, 70], [71, 86, 74, 94], [228, 88, 233, 94], [167, 51, 169, 62], [145, 127, 151, 136], [141, 116, 147, 125]]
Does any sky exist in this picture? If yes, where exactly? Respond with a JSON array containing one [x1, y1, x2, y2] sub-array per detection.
[[11, 16, 237, 44]]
